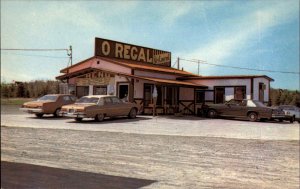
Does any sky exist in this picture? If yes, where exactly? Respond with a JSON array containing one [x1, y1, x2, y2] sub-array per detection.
[[1, 0, 299, 90]]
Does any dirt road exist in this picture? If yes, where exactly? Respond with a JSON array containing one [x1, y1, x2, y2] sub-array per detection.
[[1, 126, 299, 189]]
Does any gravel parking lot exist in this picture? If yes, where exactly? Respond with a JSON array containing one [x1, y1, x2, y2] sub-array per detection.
[[1, 105, 299, 140], [1, 105, 299, 188]]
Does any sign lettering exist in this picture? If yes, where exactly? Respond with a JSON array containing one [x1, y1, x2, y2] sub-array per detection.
[[95, 38, 171, 67]]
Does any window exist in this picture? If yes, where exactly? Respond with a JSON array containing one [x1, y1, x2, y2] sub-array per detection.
[[195, 91, 205, 104], [63, 96, 71, 103], [156, 86, 163, 106], [70, 96, 77, 101], [226, 99, 242, 105], [103, 97, 112, 105], [94, 86, 107, 95], [144, 84, 152, 106], [76, 97, 99, 104], [166, 87, 178, 105], [98, 98, 104, 106], [111, 97, 121, 104], [37, 95, 58, 102], [234, 86, 246, 100], [76, 86, 89, 98]]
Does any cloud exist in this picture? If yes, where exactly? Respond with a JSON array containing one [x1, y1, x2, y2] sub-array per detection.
[[161, 2, 192, 26], [181, 1, 299, 74]]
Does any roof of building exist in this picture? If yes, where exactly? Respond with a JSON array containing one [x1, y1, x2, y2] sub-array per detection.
[[178, 75, 274, 81], [56, 67, 207, 88], [60, 56, 198, 77]]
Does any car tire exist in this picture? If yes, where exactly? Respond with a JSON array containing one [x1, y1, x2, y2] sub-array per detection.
[[248, 112, 258, 122], [207, 109, 217, 118], [278, 119, 283, 122], [53, 108, 61, 117], [290, 116, 295, 123], [75, 118, 82, 122], [95, 114, 104, 122], [35, 113, 43, 118], [128, 108, 137, 119]]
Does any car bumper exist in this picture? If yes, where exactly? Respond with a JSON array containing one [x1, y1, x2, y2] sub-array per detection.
[[19, 108, 43, 113], [272, 114, 288, 119], [60, 112, 87, 118]]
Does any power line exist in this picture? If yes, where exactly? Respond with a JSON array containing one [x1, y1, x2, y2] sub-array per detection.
[[1, 48, 68, 51], [179, 58, 300, 75], [1, 52, 69, 59], [1, 46, 73, 65]]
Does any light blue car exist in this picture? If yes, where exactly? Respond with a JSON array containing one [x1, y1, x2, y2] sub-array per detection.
[[278, 105, 300, 123]]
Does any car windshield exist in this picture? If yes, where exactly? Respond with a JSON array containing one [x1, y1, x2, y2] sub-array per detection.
[[253, 100, 267, 107], [37, 95, 58, 101], [76, 97, 99, 104]]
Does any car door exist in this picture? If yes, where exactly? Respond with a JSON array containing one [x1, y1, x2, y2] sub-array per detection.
[[111, 97, 129, 116], [101, 97, 114, 117], [222, 100, 241, 117]]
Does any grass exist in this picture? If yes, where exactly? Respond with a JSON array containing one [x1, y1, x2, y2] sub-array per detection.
[[1, 98, 34, 105]]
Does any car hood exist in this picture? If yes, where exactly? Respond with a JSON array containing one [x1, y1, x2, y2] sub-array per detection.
[[23, 101, 53, 108]]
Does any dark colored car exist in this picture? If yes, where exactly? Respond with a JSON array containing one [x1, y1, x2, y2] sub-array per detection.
[[204, 99, 287, 122], [20, 94, 76, 117]]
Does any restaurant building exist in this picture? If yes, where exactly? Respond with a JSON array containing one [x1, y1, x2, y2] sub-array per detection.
[[56, 38, 273, 115]]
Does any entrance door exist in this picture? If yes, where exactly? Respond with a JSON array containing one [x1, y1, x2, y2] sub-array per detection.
[[118, 83, 129, 101], [215, 87, 225, 104], [259, 83, 264, 102]]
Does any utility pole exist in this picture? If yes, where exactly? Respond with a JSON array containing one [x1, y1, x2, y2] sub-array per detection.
[[197, 60, 200, 75], [68, 45, 72, 66], [177, 57, 180, 70]]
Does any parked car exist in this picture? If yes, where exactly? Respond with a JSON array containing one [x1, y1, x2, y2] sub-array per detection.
[[20, 94, 76, 118], [204, 99, 288, 122], [60, 95, 138, 122], [278, 105, 300, 123]]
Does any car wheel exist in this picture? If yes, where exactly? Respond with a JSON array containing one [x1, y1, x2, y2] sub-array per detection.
[[278, 119, 283, 122], [74, 118, 82, 122], [290, 116, 295, 123], [35, 113, 43, 118], [128, 108, 137, 119], [95, 114, 104, 122], [248, 112, 258, 122], [207, 109, 217, 118], [53, 108, 61, 117]]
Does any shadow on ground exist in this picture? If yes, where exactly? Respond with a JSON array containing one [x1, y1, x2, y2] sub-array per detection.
[[66, 116, 152, 124], [1, 161, 156, 189]]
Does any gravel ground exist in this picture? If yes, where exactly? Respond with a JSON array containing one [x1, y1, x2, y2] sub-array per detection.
[[1, 105, 299, 188], [1, 126, 299, 189]]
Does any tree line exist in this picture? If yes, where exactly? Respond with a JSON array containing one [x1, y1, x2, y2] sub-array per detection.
[[1, 80, 60, 98], [270, 88, 300, 107], [1, 80, 299, 107]]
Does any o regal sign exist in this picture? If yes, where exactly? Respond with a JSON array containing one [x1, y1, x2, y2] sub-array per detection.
[[94, 38, 171, 67]]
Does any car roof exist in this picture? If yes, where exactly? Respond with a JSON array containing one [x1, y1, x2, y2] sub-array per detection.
[[44, 94, 73, 96], [81, 95, 116, 98]]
